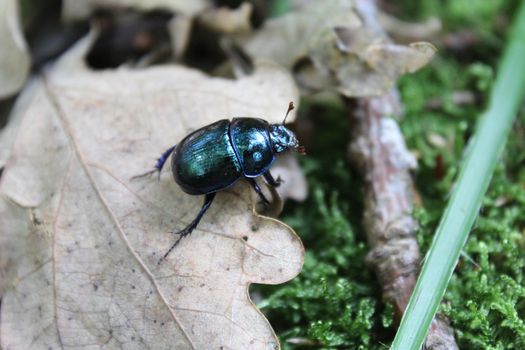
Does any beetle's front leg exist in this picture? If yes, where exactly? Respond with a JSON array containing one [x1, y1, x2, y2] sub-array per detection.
[[263, 171, 283, 188], [247, 178, 270, 206]]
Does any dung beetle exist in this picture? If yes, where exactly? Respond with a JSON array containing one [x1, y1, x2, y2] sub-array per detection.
[[137, 102, 305, 259]]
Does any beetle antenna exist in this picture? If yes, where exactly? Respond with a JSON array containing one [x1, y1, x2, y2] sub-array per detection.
[[282, 101, 295, 124]]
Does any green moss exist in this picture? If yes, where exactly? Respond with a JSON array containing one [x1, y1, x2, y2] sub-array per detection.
[[414, 153, 525, 349], [255, 104, 392, 349], [421, 141, 525, 349], [258, 1, 525, 348]]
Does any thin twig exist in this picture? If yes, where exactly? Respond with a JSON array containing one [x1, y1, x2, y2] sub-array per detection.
[[346, 93, 458, 349]]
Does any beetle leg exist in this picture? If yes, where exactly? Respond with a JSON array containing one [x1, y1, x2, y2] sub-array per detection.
[[263, 171, 283, 188], [131, 145, 176, 181], [247, 178, 270, 205], [161, 192, 216, 261], [155, 145, 176, 173]]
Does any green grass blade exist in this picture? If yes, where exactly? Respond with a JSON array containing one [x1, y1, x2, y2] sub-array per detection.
[[391, 3, 525, 349]]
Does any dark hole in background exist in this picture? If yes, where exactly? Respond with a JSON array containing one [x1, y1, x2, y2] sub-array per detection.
[[86, 10, 173, 69]]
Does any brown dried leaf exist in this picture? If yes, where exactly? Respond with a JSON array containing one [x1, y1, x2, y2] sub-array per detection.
[[241, 0, 435, 97], [0, 0, 30, 98], [363, 42, 437, 75], [379, 13, 442, 43], [0, 42, 303, 349], [241, 0, 361, 69], [197, 2, 253, 35]]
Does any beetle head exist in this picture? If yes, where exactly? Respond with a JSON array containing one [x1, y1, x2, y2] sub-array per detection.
[[269, 101, 305, 155], [269, 124, 304, 154]]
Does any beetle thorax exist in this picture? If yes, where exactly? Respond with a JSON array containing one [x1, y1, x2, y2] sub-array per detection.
[[269, 125, 299, 153]]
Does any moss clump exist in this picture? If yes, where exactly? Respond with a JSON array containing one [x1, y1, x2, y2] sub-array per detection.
[[256, 105, 393, 349], [259, 0, 524, 348]]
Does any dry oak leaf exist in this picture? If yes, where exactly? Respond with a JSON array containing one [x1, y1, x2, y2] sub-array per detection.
[[0, 59, 304, 349]]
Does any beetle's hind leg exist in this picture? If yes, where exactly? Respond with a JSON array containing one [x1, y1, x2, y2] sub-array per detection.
[[131, 145, 176, 181], [263, 171, 283, 188], [247, 178, 270, 206], [161, 192, 216, 261]]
